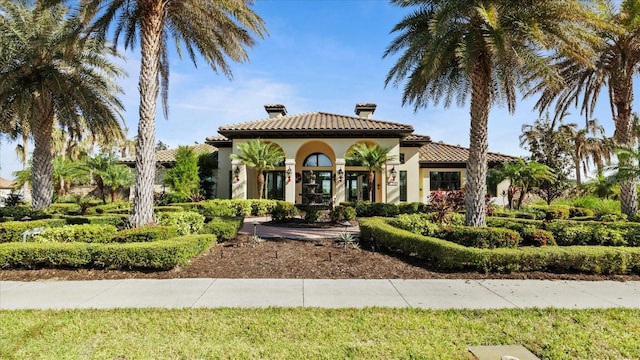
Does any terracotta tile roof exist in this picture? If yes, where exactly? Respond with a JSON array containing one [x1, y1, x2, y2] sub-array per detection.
[[205, 135, 232, 147], [120, 143, 217, 165], [419, 142, 517, 164], [401, 134, 431, 146], [218, 111, 414, 137], [0, 177, 16, 189]]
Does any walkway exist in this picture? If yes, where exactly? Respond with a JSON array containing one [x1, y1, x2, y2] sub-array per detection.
[[1, 279, 639, 310], [239, 216, 360, 240]]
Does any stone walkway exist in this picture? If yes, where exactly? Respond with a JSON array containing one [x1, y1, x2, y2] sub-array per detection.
[[239, 216, 360, 240]]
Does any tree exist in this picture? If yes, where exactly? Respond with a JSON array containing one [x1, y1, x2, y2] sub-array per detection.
[[519, 112, 573, 204], [559, 119, 610, 186], [52, 156, 84, 197], [584, 168, 617, 199], [85, 154, 120, 204], [231, 139, 284, 200], [0, 0, 125, 210], [346, 143, 396, 202], [87, 0, 266, 227], [155, 141, 169, 152], [164, 146, 200, 201], [99, 164, 134, 203], [534, 0, 640, 217], [489, 159, 555, 209], [384, 0, 601, 226]]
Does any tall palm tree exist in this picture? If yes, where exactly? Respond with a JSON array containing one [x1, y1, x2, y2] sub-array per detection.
[[230, 139, 284, 200], [0, 0, 125, 210], [560, 119, 610, 186], [53, 156, 84, 197], [85, 153, 120, 204], [346, 143, 396, 203], [86, 0, 266, 227], [384, 0, 602, 226], [534, 0, 640, 217]]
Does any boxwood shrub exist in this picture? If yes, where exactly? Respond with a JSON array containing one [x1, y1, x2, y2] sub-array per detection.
[[153, 206, 185, 213], [157, 211, 204, 235], [330, 205, 357, 223], [0, 234, 217, 270], [0, 219, 67, 243], [389, 213, 440, 237], [437, 225, 521, 249], [110, 225, 179, 243], [32, 224, 117, 243], [64, 215, 128, 227], [359, 217, 640, 274], [200, 217, 244, 241]]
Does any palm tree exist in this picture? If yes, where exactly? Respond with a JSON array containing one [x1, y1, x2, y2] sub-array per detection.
[[585, 168, 617, 199], [534, 0, 640, 217], [85, 154, 120, 204], [0, 1, 125, 210], [86, 0, 266, 227], [490, 159, 555, 209], [559, 119, 610, 186], [99, 164, 134, 203], [231, 139, 284, 200], [53, 156, 84, 197], [384, 0, 602, 226], [346, 143, 396, 203]]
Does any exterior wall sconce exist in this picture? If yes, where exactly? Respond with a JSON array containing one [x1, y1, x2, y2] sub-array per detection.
[[389, 166, 397, 181], [234, 166, 241, 183], [334, 168, 344, 183], [286, 167, 292, 183]]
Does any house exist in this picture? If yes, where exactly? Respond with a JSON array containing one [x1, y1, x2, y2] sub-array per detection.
[[0, 177, 16, 200], [206, 103, 515, 205]]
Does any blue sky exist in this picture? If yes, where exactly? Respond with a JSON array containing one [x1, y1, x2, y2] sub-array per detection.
[[0, 0, 632, 179]]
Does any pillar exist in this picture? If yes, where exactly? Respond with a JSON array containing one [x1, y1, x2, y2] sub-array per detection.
[[231, 160, 247, 200], [285, 159, 296, 204]]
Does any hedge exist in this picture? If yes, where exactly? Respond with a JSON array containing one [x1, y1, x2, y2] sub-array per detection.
[[0, 219, 67, 243], [437, 225, 521, 249], [63, 215, 128, 227], [200, 217, 244, 241], [359, 218, 640, 274], [32, 224, 117, 243], [109, 225, 179, 243], [0, 234, 217, 270]]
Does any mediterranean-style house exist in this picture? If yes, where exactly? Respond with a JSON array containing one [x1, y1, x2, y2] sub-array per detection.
[[205, 103, 515, 206]]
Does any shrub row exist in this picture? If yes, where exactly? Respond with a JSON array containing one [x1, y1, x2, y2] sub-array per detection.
[[173, 199, 280, 219], [437, 226, 521, 249], [0, 219, 67, 243], [64, 215, 128, 227], [0, 234, 217, 270], [33, 224, 117, 243], [359, 218, 640, 274], [487, 217, 640, 247], [157, 211, 205, 235], [110, 226, 180, 243]]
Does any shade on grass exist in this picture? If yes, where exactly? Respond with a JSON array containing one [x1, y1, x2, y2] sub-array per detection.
[[1, 308, 638, 359]]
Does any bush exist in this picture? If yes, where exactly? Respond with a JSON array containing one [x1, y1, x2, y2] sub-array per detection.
[[94, 202, 131, 215], [398, 202, 423, 214], [437, 225, 521, 249], [390, 214, 440, 237], [359, 217, 640, 274], [251, 200, 278, 216], [0, 234, 217, 270], [330, 205, 356, 223], [32, 224, 117, 243], [429, 190, 465, 223], [49, 203, 81, 215], [570, 207, 595, 218], [110, 226, 179, 243], [153, 206, 185, 213], [157, 211, 205, 235], [0, 206, 50, 221], [0, 219, 67, 243], [599, 213, 628, 222], [64, 215, 128, 228], [304, 208, 321, 223], [200, 217, 244, 241], [271, 202, 298, 222], [521, 227, 556, 247]]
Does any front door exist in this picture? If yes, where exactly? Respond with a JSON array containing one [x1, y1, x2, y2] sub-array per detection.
[[346, 171, 374, 202]]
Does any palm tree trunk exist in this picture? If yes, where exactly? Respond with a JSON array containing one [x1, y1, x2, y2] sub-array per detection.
[[574, 158, 582, 186], [465, 56, 490, 227], [31, 102, 55, 210], [130, 0, 163, 227], [612, 75, 637, 217], [257, 172, 265, 199]]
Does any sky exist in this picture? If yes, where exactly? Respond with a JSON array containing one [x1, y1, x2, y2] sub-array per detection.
[[0, 0, 634, 179]]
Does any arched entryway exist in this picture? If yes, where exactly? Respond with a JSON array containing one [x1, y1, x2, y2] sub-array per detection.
[[295, 141, 336, 205]]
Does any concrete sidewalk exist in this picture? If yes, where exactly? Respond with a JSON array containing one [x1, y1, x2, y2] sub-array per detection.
[[2, 279, 639, 310]]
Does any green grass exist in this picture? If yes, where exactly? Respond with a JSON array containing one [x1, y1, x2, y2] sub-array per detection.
[[1, 308, 638, 359]]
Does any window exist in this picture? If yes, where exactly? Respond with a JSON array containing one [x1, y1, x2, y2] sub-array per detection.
[[430, 171, 461, 191], [399, 153, 405, 164], [303, 153, 332, 167], [399, 171, 407, 202], [265, 171, 285, 200]]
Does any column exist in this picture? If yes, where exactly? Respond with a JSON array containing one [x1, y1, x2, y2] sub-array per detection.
[[386, 161, 401, 204], [285, 159, 296, 204], [231, 160, 247, 200], [334, 158, 346, 205]]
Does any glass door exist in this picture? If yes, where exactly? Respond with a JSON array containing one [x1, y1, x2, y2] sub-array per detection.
[[346, 171, 374, 202]]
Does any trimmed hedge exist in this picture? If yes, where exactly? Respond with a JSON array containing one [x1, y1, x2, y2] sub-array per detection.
[[437, 225, 521, 249], [330, 205, 356, 223], [109, 226, 179, 243], [200, 217, 244, 241], [157, 211, 204, 235], [360, 218, 640, 274], [154, 206, 185, 213], [64, 215, 128, 227], [32, 224, 117, 243], [0, 219, 67, 243], [0, 234, 217, 270]]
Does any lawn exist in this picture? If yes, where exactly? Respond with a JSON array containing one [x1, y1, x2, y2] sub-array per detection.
[[1, 308, 638, 359]]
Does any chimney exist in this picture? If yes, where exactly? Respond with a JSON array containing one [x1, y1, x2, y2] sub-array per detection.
[[264, 104, 287, 118], [354, 103, 377, 119]]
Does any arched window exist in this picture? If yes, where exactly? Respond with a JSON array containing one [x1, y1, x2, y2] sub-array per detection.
[[303, 153, 332, 167]]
